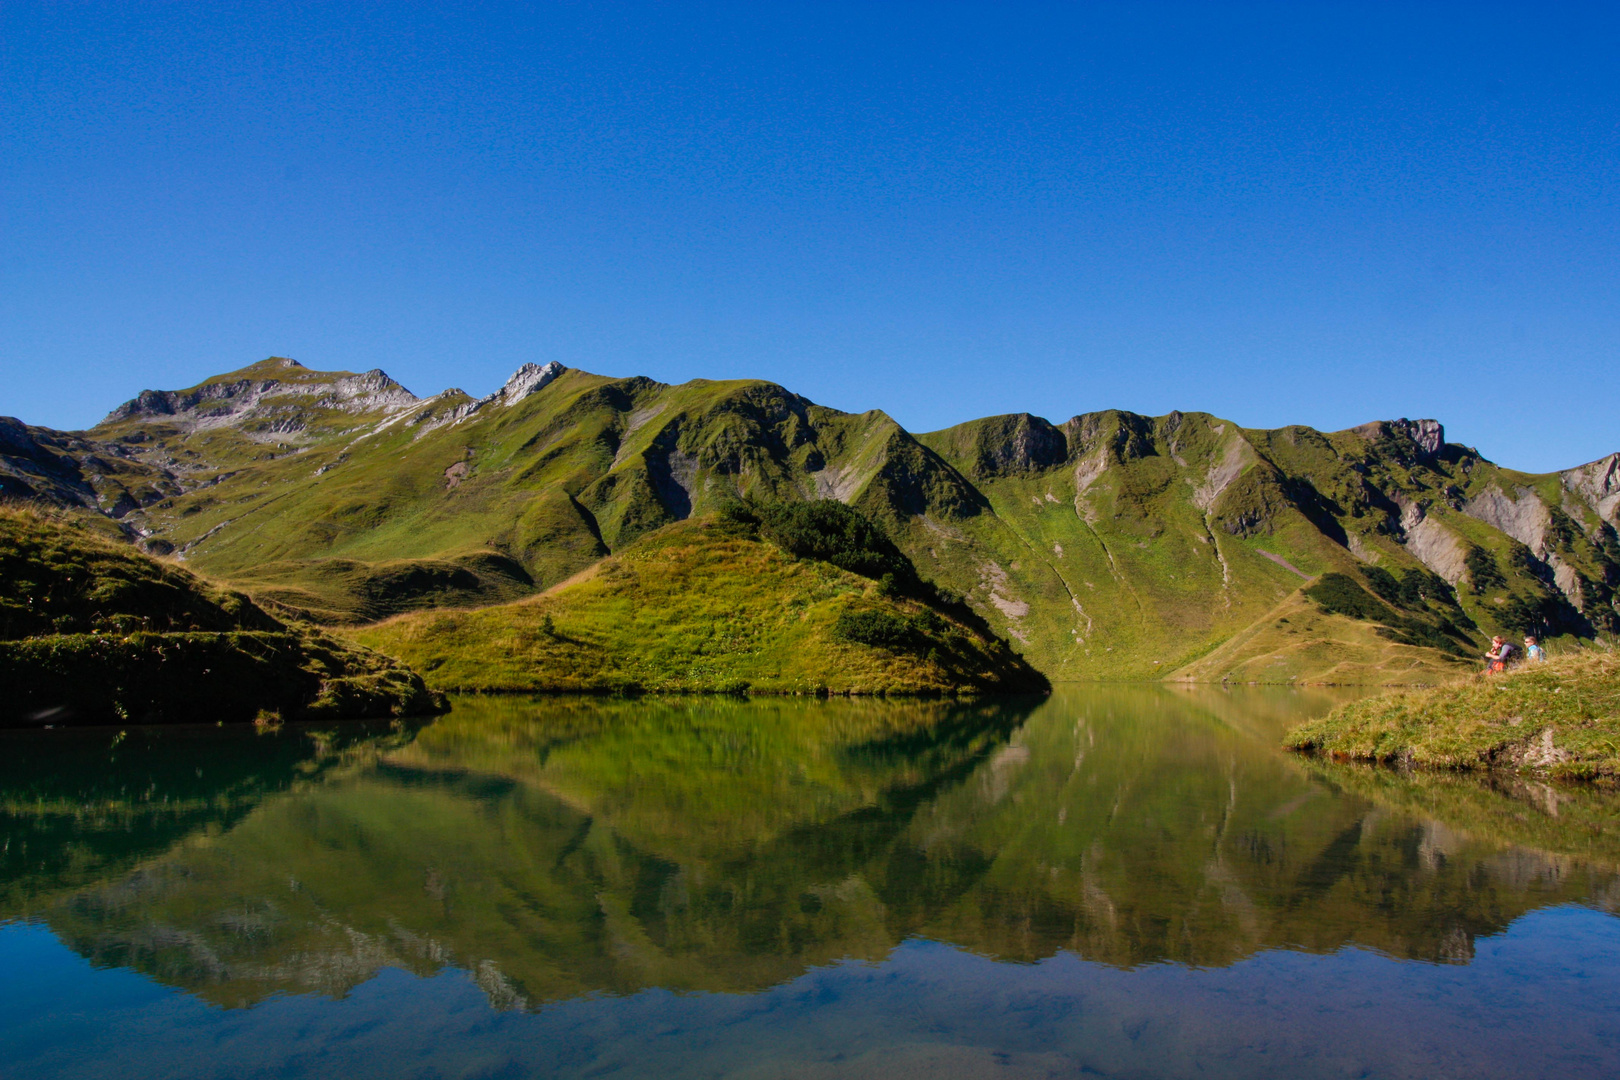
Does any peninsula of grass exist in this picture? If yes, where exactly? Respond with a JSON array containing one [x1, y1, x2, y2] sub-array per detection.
[[1285, 649, 1620, 781], [0, 505, 445, 726], [351, 511, 1048, 696]]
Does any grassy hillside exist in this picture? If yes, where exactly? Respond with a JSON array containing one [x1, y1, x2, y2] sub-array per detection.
[[1285, 649, 1620, 780], [1169, 564, 1480, 685], [5, 357, 1617, 682], [353, 512, 1047, 695], [0, 505, 443, 725], [914, 411, 1619, 679]]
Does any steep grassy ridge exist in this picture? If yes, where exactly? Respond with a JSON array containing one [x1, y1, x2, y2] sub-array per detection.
[[0, 506, 443, 725], [5, 357, 1618, 682], [1286, 650, 1620, 779], [353, 514, 1046, 695]]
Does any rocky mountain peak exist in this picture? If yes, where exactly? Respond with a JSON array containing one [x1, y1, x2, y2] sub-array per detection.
[[1390, 418, 1445, 460], [1562, 452, 1620, 522], [480, 362, 565, 408], [1350, 418, 1445, 464]]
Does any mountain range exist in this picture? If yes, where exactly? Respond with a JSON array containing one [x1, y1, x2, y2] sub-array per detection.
[[4, 356, 1617, 684]]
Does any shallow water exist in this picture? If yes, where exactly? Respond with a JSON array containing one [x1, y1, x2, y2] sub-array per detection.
[[2, 685, 1618, 1078]]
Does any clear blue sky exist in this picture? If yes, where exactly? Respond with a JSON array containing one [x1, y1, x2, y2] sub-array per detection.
[[3, 2, 1616, 472]]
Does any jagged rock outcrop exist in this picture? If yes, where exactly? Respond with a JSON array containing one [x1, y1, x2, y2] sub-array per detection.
[[479, 361, 564, 408]]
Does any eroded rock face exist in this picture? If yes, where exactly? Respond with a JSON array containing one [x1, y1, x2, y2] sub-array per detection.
[[1562, 452, 1620, 524], [1461, 485, 1599, 612], [970, 414, 1068, 477], [0, 417, 41, 457], [1465, 485, 1552, 555], [1397, 500, 1470, 585], [0, 417, 174, 517]]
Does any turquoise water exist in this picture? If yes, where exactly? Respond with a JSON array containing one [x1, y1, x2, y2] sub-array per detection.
[[2, 686, 1618, 1078]]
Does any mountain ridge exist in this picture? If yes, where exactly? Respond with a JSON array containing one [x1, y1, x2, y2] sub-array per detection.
[[3, 356, 1616, 683]]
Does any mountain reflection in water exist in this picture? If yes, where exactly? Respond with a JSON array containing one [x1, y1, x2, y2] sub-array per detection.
[[3, 686, 1619, 1016]]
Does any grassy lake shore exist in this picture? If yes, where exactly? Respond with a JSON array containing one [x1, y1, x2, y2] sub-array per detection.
[[1285, 649, 1620, 781]]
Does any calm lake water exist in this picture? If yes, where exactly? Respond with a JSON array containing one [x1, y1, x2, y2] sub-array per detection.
[[2, 686, 1619, 1079]]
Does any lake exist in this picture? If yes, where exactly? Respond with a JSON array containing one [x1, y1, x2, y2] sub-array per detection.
[[2, 686, 1618, 1079]]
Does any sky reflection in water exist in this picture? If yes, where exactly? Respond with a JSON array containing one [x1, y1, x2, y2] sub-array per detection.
[[1, 685, 1617, 1078]]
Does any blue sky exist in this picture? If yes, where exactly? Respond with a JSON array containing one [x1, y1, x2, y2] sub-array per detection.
[[3, 2, 1616, 472]]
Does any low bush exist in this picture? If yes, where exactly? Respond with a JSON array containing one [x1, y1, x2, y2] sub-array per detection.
[[1465, 546, 1507, 593], [1308, 572, 1472, 657], [832, 610, 920, 650]]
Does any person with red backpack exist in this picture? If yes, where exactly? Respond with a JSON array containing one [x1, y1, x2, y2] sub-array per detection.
[[1483, 636, 1514, 673]]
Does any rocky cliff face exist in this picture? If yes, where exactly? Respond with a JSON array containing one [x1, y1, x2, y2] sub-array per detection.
[[4, 356, 1616, 680]]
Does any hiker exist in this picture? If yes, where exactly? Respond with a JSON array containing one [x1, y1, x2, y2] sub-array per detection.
[[1524, 635, 1547, 663], [1483, 636, 1513, 673]]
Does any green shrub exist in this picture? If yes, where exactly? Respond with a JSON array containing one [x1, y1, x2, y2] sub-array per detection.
[[746, 499, 990, 634], [832, 610, 920, 650], [1305, 573, 1390, 622], [1308, 571, 1471, 657], [1361, 566, 1402, 605], [753, 500, 913, 584], [1465, 546, 1507, 593]]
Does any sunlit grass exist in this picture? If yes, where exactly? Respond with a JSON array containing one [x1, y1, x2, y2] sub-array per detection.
[[1286, 647, 1620, 780], [352, 517, 1045, 695]]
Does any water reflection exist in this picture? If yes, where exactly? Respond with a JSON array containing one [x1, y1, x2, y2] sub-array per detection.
[[2, 687, 1617, 1014]]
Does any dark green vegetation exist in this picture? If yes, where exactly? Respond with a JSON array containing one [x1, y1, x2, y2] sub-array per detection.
[[1286, 650, 1620, 780], [352, 513, 1046, 695], [3, 688, 1616, 1011], [0, 506, 444, 725], [4, 358, 1618, 683], [1302, 568, 1476, 656]]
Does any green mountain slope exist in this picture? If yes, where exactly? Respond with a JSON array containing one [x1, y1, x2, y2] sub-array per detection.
[[0, 506, 443, 725], [912, 412, 1619, 679], [4, 357, 1617, 682], [352, 511, 1047, 695]]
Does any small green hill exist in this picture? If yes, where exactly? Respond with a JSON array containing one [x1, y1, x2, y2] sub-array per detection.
[[352, 509, 1048, 696], [1285, 649, 1620, 780], [0, 506, 444, 725]]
